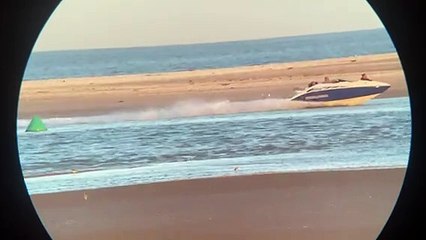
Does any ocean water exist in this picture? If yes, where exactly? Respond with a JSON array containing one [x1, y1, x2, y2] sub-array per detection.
[[24, 28, 396, 80], [18, 97, 411, 194]]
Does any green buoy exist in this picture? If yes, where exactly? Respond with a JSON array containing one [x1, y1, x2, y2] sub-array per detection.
[[26, 115, 47, 132]]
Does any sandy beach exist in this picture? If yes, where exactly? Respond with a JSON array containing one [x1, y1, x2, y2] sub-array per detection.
[[18, 53, 407, 118], [31, 168, 406, 240]]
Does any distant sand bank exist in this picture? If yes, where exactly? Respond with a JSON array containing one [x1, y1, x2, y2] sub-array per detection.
[[31, 168, 406, 240], [19, 52, 407, 118]]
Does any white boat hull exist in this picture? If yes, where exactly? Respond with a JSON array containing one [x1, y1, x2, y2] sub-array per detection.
[[295, 94, 381, 108]]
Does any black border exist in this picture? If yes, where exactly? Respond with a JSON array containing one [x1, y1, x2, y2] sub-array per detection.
[[0, 1, 424, 239], [1, 1, 61, 239], [367, 1, 426, 238]]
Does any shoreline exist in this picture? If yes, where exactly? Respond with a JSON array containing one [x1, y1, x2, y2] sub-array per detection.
[[25, 165, 408, 195], [31, 167, 407, 240], [18, 52, 407, 119]]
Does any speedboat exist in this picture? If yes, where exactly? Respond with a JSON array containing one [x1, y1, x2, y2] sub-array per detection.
[[290, 78, 391, 107]]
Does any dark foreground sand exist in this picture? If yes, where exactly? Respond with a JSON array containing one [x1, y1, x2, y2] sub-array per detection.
[[31, 168, 406, 240]]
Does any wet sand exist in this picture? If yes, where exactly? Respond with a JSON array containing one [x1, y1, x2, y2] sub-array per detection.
[[18, 52, 407, 118], [31, 168, 406, 240]]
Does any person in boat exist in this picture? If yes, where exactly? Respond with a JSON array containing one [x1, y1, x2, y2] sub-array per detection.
[[324, 76, 339, 83], [308, 81, 318, 87], [360, 73, 371, 81]]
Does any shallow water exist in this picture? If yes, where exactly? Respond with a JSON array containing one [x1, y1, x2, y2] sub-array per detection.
[[18, 97, 411, 194]]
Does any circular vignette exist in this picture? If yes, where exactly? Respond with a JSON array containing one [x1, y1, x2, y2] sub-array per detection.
[[367, 1, 426, 239], [1, 1, 61, 240], [0, 0, 424, 239]]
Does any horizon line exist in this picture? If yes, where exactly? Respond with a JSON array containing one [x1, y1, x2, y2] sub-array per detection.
[[33, 27, 386, 53]]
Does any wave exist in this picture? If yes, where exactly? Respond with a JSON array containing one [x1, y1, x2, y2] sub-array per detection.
[[24, 150, 407, 194]]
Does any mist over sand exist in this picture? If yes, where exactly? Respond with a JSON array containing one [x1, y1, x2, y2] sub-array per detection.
[[18, 98, 311, 128]]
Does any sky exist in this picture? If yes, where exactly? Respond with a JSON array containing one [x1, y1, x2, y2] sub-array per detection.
[[33, 0, 385, 52]]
